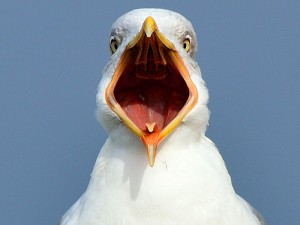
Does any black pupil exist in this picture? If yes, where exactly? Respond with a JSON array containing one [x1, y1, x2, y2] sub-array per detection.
[[183, 42, 187, 49]]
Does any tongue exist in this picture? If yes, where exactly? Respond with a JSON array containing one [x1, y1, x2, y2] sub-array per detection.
[[118, 82, 183, 134]]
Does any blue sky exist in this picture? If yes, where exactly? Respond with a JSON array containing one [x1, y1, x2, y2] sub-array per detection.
[[0, 1, 299, 224]]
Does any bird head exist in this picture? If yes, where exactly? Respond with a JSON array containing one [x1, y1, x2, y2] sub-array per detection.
[[97, 9, 209, 167]]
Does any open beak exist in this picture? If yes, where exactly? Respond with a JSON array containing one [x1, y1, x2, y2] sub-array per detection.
[[105, 17, 198, 167]]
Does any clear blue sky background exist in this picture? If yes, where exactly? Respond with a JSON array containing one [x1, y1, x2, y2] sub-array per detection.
[[1, 1, 299, 225]]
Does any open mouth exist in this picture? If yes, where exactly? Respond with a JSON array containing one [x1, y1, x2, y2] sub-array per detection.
[[105, 17, 198, 166], [114, 54, 189, 135]]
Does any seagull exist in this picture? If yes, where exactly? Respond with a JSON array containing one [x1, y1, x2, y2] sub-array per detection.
[[59, 8, 266, 225]]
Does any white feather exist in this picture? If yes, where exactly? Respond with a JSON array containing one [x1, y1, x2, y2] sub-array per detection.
[[60, 8, 265, 225]]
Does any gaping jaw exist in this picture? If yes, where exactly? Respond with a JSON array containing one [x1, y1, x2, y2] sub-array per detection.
[[106, 17, 198, 167]]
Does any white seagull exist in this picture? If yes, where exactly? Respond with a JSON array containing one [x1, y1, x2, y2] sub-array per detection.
[[59, 8, 266, 225]]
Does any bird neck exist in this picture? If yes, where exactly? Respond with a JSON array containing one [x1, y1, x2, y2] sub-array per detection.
[[85, 124, 235, 222], [91, 124, 232, 190]]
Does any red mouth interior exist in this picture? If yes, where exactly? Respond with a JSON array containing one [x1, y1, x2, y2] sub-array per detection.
[[114, 52, 189, 134]]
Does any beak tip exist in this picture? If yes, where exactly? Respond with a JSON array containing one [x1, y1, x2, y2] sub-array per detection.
[[145, 29, 154, 38], [146, 143, 157, 167], [143, 16, 157, 38]]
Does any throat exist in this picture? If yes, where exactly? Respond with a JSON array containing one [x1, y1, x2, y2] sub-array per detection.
[[115, 81, 183, 132], [114, 71, 189, 134]]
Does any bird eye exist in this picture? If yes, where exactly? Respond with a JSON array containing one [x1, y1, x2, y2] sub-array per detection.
[[182, 39, 191, 52], [110, 39, 119, 53]]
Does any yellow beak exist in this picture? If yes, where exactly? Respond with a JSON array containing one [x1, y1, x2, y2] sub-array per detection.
[[105, 17, 198, 167]]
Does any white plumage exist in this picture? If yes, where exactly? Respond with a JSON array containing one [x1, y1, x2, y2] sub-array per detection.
[[59, 8, 265, 225]]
